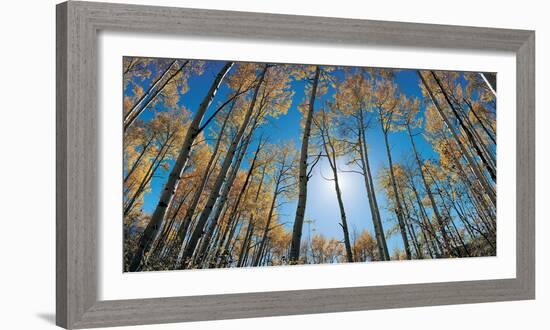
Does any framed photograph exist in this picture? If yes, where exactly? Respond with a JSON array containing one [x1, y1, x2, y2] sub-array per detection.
[[56, 1, 535, 328]]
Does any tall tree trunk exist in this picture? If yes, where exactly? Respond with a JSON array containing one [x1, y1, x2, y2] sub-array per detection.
[[452, 191, 496, 252], [290, 66, 321, 263], [430, 178, 471, 257], [128, 62, 233, 272], [214, 154, 265, 266], [332, 166, 354, 262], [188, 113, 260, 266], [408, 177, 443, 257], [195, 140, 263, 266], [407, 192, 435, 258], [150, 187, 192, 258], [237, 220, 255, 267], [196, 118, 259, 255], [381, 131, 412, 260], [258, 239, 270, 266], [320, 120, 353, 262], [253, 199, 275, 266], [357, 110, 389, 260], [399, 188, 423, 259], [447, 193, 477, 240], [180, 65, 268, 267], [217, 211, 242, 267], [169, 104, 233, 257], [226, 163, 267, 266], [406, 125, 454, 256], [253, 179, 280, 266]]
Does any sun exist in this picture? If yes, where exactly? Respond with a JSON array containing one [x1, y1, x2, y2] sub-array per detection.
[[316, 157, 355, 198]]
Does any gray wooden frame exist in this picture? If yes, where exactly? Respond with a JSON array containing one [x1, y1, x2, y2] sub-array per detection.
[[56, 1, 535, 328]]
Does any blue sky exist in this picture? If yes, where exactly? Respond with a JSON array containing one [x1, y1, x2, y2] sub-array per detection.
[[129, 59, 444, 255]]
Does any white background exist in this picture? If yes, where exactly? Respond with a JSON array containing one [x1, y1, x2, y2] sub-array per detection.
[[0, 0, 548, 329]]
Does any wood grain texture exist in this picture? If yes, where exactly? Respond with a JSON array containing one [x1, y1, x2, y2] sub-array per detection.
[[56, 3, 68, 328], [56, 1, 535, 328], [516, 32, 536, 298], [57, 2, 99, 327]]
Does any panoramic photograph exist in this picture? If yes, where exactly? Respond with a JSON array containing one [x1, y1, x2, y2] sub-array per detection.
[[122, 57, 497, 272]]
